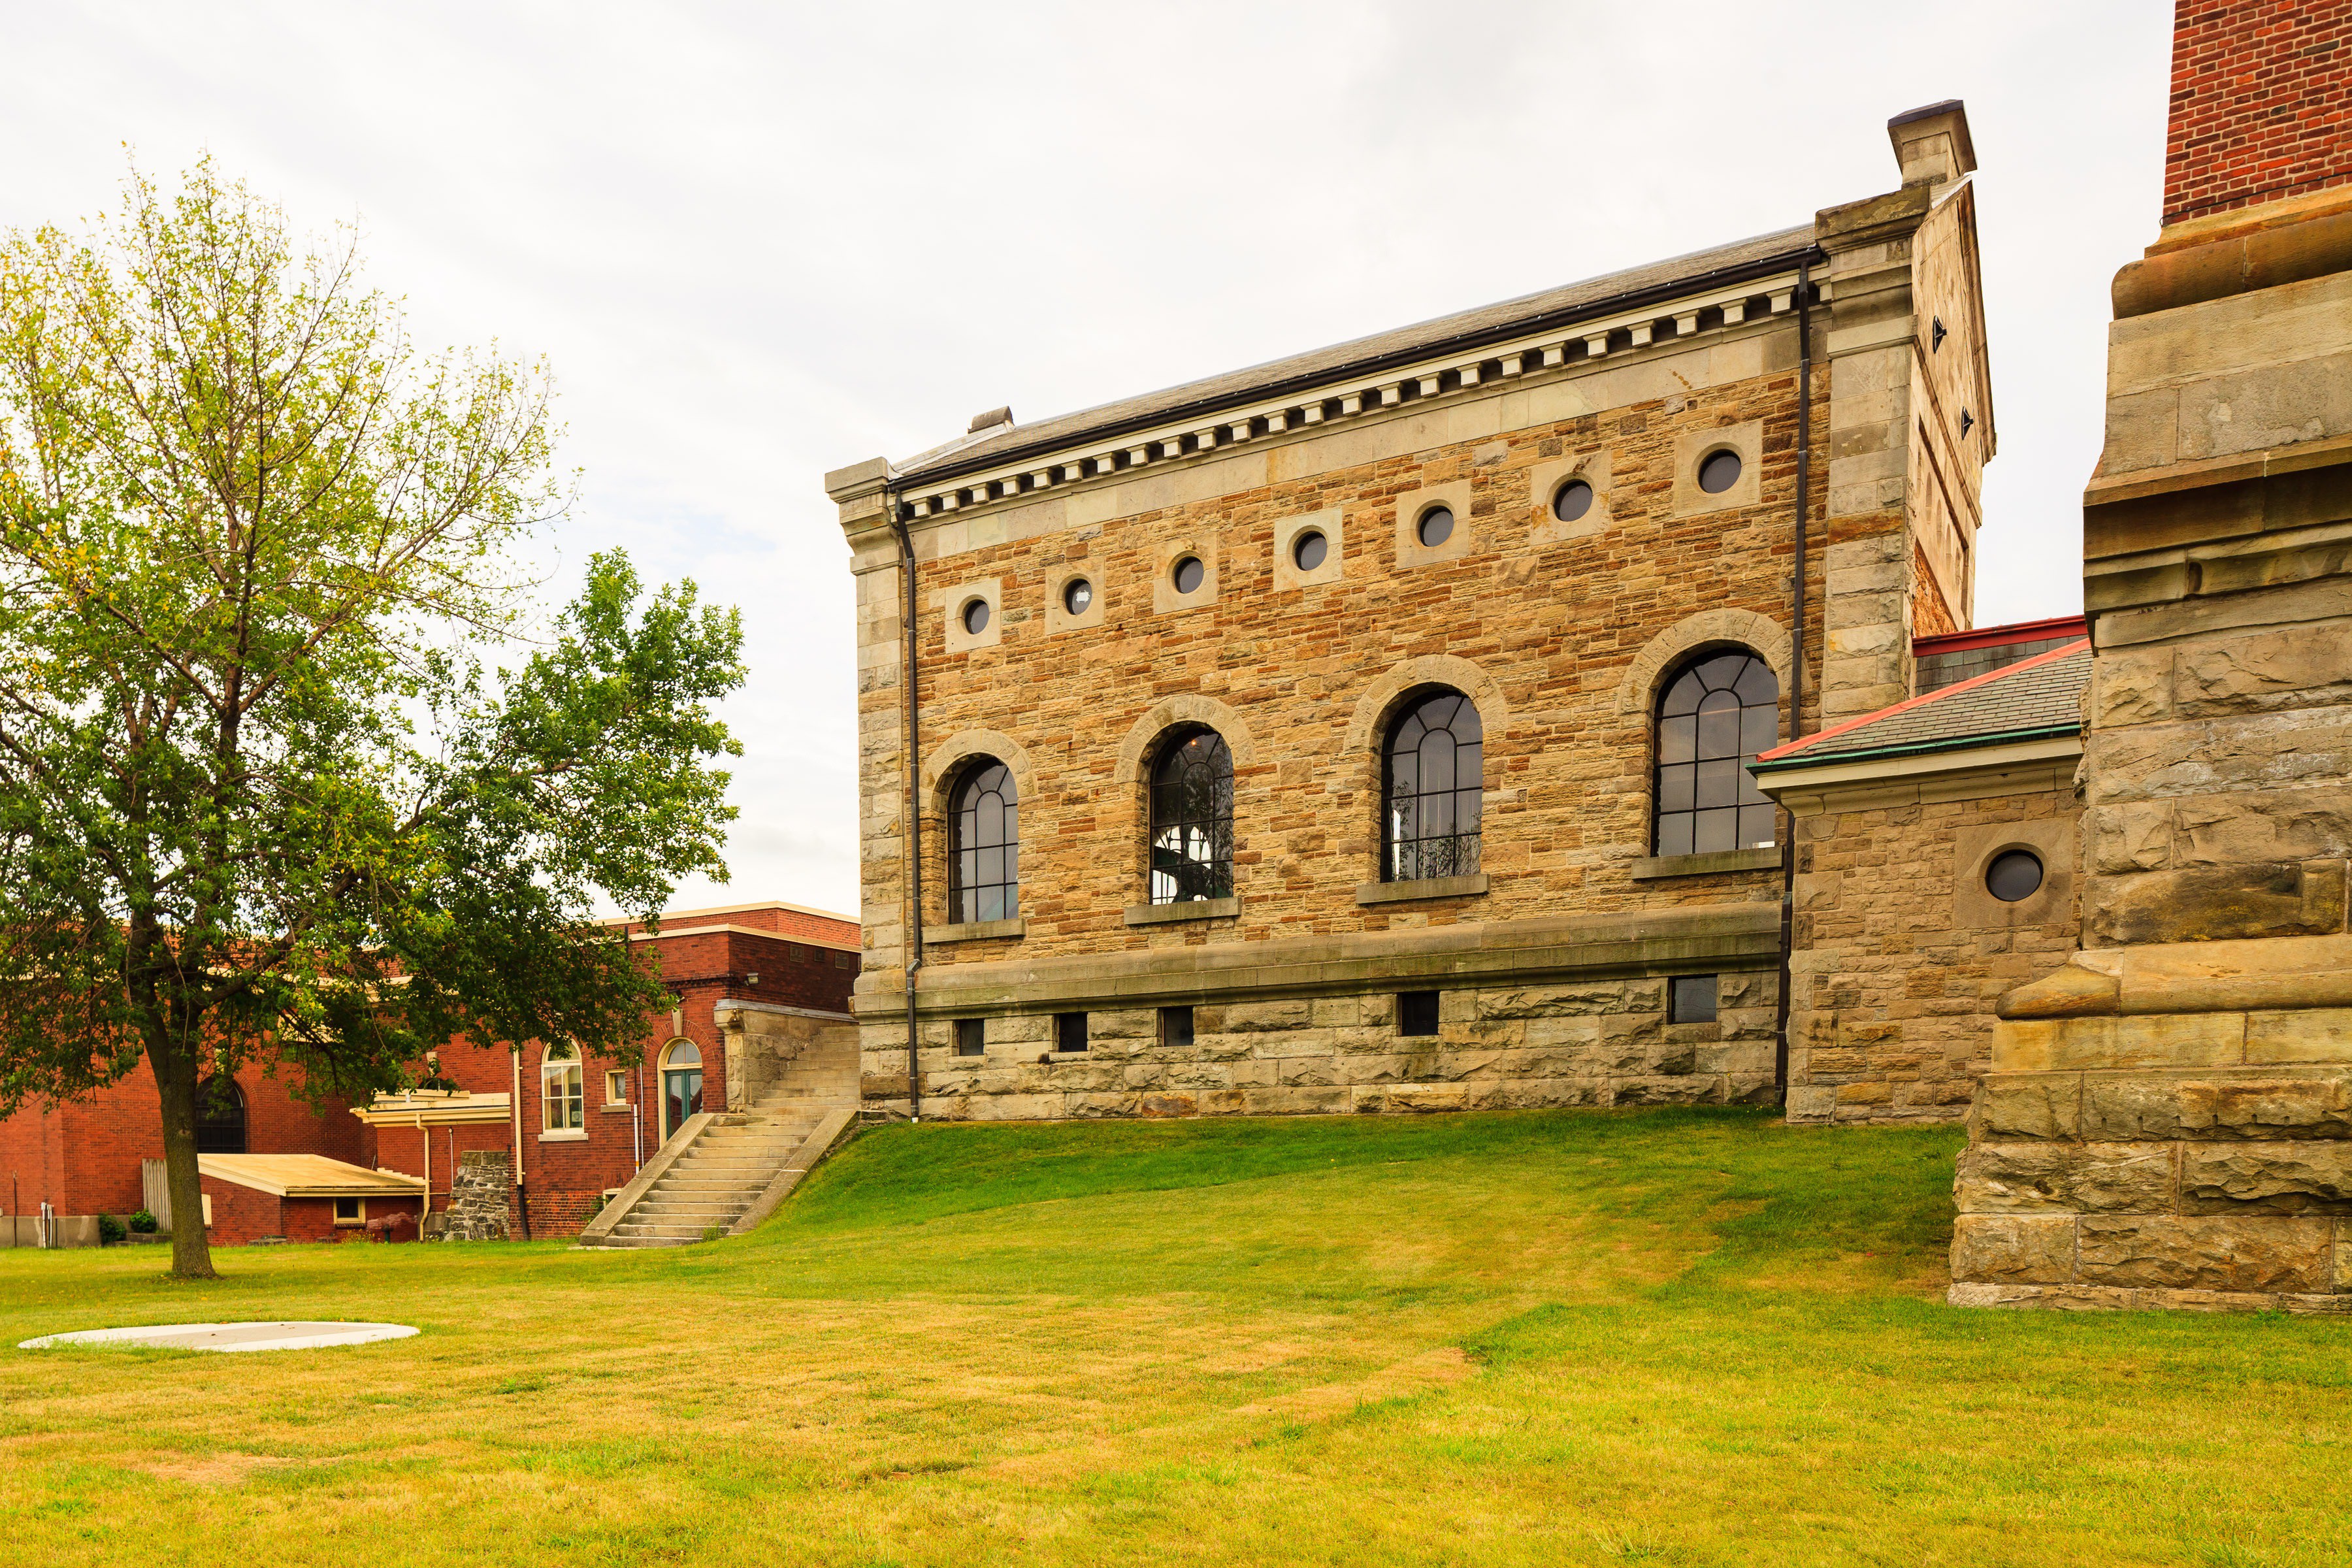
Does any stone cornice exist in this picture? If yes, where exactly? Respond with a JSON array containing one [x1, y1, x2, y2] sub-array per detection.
[[850, 270, 1818, 536]]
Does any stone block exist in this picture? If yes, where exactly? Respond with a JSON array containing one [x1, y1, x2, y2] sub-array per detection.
[[2076, 1215, 2332, 1293], [1999, 1013, 2244, 1072], [1065, 1092, 1142, 1119], [1139, 1093, 1196, 1117], [966, 1093, 1062, 1122], [2177, 624, 2352, 717], [1600, 1013, 1661, 1072], [2180, 1142, 2352, 1215], [1311, 995, 1364, 1028], [1786, 1085, 1835, 1123], [1613, 1075, 1722, 1106], [1955, 1141, 2176, 1215], [2246, 1009, 2352, 1064], [1090, 1009, 1156, 1040], [1948, 1281, 2138, 1311], [1226, 1000, 1313, 1033], [1969, 1073, 2082, 1140], [1951, 1215, 2076, 1284], [2089, 861, 2347, 947], [2084, 1070, 2352, 1141]]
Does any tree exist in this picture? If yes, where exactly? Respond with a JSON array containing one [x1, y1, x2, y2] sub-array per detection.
[[0, 159, 745, 1279]]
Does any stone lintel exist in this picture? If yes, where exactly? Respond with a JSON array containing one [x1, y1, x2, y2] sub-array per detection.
[[926, 917, 1027, 945], [1122, 897, 1241, 927]]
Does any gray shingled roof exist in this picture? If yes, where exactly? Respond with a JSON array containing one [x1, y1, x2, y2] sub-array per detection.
[[1752, 640, 2091, 770], [897, 222, 1818, 481]]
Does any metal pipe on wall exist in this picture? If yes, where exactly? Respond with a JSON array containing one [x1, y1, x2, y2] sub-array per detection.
[[890, 488, 925, 1122], [1774, 258, 1816, 1098]]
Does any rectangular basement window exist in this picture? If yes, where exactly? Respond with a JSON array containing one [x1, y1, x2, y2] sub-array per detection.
[[1159, 1005, 1194, 1047], [1671, 975, 1719, 1024], [1398, 991, 1441, 1037], [954, 1017, 986, 1057], [333, 1197, 365, 1227], [1054, 1012, 1090, 1053], [604, 1069, 628, 1104]]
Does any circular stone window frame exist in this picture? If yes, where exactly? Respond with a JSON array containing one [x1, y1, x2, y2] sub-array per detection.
[[1151, 538, 1220, 613], [1670, 421, 1762, 517], [1048, 567, 1105, 634], [1950, 821, 2074, 931], [936, 576, 1004, 653], [1273, 506, 1344, 591], [1391, 479, 1474, 568], [960, 596, 992, 636]]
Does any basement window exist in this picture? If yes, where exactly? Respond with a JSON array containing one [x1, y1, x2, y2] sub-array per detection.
[[1054, 1012, 1090, 1053], [954, 1018, 986, 1057], [1398, 991, 1441, 1037], [604, 1070, 628, 1105], [333, 1198, 365, 1227], [1159, 1005, 1194, 1048], [1671, 975, 1719, 1025]]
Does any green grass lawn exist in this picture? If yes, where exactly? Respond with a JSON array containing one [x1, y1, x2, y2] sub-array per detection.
[[4, 1107, 2349, 1567]]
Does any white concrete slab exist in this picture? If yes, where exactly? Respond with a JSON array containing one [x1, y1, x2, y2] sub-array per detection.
[[18, 1321, 417, 1352]]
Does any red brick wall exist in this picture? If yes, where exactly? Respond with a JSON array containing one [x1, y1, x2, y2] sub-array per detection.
[[195, 1181, 423, 1246], [2165, 1, 2352, 226], [0, 1061, 361, 1222]]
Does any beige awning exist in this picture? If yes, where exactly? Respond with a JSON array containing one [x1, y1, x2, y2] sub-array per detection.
[[350, 1090, 513, 1128], [197, 1154, 427, 1199]]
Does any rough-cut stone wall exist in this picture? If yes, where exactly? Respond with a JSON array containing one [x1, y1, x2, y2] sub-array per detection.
[[1954, 10, 2352, 1313], [1788, 779, 2080, 1124], [919, 972, 1781, 1122], [435, 1150, 511, 1241]]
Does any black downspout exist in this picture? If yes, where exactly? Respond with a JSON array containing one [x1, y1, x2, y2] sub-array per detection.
[[1775, 260, 1814, 1103], [890, 492, 924, 1122]]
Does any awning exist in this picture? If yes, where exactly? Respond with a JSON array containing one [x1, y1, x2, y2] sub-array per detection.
[[350, 1090, 513, 1128], [197, 1154, 427, 1199]]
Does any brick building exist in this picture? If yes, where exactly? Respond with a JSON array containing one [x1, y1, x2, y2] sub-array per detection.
[[0, 898, 859, 1247], [826, 103, 2001, 1123]]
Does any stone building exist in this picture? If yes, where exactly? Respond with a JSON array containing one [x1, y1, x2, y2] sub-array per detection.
[[826, 103, 2001, 1123], [1950, 0, 2352, 1312]]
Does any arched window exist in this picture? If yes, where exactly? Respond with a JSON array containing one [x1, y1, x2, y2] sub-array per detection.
[[1384, 690, 1483, 881], [541, 1041, 584, 1134], [949, 760, 1019, 923], [1149, 728, 1233, 904], [194, 1077, 246, 1154], [1654, 649, 1780, 856]]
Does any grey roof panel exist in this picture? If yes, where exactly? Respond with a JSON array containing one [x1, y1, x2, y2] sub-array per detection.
[[897, 221, 1819, 480]]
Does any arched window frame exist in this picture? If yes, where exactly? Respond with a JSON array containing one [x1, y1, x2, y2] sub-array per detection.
[[947, 757, 1020, 924], [1652, 647, 1781, 857], [1147, 726, 1234, 905], [1381, 687, 1484, 883], [541, 1041, 585, 1134], [195, 1076, 246, 1154]]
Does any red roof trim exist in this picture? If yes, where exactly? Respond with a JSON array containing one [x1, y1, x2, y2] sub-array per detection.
[[1754, 638, 2091, 763], [1912, 614, 2087, 658]]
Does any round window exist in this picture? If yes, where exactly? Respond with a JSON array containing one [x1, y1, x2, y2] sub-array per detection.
[[1416, 505, 1454, 547], [1986, 849, 2046, 903], [1171, 555, 1205, 595], [1063, 578, 1093, 615], [1292, 530, 1328, 571], [961, 598, 990, 634], [1553, 479, 1594, 523], [1698, 449, 1743, 495]]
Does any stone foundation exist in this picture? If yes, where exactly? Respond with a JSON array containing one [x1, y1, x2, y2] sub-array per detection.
[[870, 968, 1781, 1122]]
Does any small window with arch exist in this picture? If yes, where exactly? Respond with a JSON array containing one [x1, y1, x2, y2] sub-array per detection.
[[1654, 650, 1780, 856], [542, 1041, 585, 1132], [1149, 728, 1233, 904], [1384, 689, 1482, 881], [950, 758, 1019, 923]]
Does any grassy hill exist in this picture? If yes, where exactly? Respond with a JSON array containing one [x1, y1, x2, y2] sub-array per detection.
[[3, 1107, 2349, 1566]]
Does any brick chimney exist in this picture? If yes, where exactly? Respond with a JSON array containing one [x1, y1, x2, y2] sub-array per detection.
[[2163, 1, 2352, 228]]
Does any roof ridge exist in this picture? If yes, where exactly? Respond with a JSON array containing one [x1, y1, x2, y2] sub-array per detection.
[[1756, 638, 2091, 763]]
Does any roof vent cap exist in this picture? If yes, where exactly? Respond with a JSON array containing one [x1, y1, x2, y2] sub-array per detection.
[[968, 406, 1014, 434]]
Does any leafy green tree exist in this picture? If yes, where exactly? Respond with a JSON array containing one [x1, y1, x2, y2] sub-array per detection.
[[0, 159, 744, 1278]]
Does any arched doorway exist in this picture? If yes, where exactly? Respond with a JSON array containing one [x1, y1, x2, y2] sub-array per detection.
[[659, 1040, 704, 1141]]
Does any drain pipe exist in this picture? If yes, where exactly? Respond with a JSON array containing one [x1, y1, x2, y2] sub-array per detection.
[[889, 486, 924, 1122], [1774, 259, 1816, 1100]]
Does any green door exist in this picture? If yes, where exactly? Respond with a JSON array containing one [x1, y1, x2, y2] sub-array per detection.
[[662, 1068, 703, 1141]]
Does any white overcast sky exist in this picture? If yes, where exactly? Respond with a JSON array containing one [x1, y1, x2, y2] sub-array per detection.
[[2, 1, 2170, 917]]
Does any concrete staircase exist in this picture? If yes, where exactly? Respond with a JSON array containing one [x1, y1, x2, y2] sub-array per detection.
[[580, 1028, 859, 1250]]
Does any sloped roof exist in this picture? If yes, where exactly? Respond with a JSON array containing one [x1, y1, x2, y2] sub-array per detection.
[[1751, 639, 2091, 771], [896, 222, 1818, 481], [198, 1154, 427, 1198]]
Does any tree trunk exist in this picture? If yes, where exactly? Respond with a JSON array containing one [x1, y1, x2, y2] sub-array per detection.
[[152, 1046, 218, 1280]]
